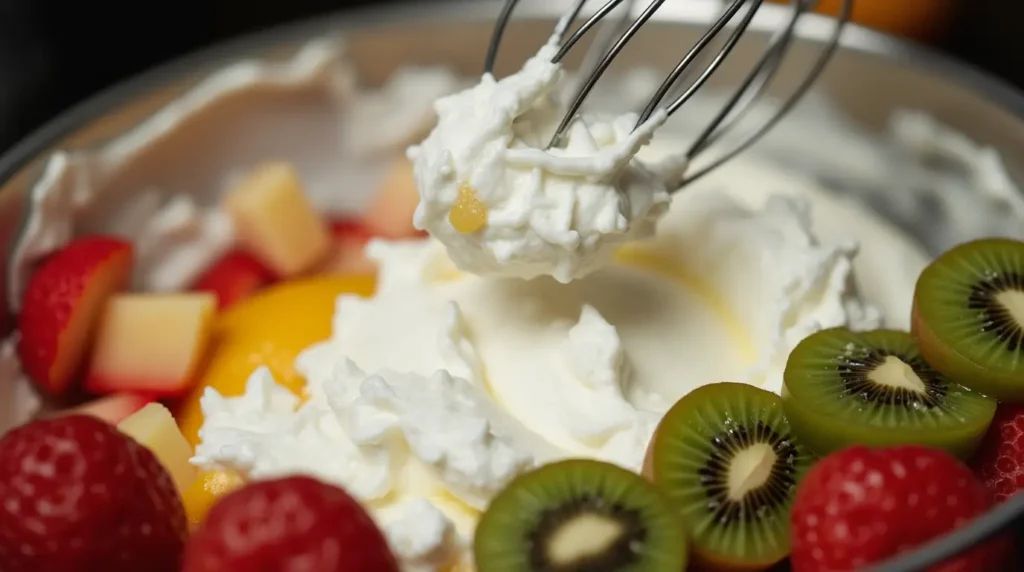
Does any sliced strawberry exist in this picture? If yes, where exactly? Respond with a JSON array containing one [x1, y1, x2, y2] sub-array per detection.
[[62, 392, 153, 425], [183, 475, 398, 572], [0, 415, 187, 572], [17, 236, 134, 396], [192, 250, 275, 310], [85, 293, 217, 398]]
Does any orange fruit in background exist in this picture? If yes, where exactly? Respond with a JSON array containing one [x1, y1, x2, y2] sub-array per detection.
[[770, 0, 957, 41], [175, 274, 376, 445]]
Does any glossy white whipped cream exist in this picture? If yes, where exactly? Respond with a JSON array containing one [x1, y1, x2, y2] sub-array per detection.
[[194, 168, 918, 570], [409, 33, 672, 283], [193, 361, 532, 570]]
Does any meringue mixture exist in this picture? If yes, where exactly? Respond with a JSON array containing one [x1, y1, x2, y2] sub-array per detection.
[[4, 27, 1024, 572]]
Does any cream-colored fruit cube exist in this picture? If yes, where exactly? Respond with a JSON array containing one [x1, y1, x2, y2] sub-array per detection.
[[117, 403, 198, 493], [365, 158, 421, 238], [223, 162, 332, 277], [85, 293, 216, 397]]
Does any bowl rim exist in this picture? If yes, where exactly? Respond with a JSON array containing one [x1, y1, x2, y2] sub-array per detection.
[[3, 0, 1024, 190], [0, 1, 1022, 569]]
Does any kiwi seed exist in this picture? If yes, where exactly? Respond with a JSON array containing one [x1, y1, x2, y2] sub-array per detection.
[[474, 459, 687, 572], [782, 327, 996, 459], [644, 382, 810, 571], [912, 237, 1024, 401]]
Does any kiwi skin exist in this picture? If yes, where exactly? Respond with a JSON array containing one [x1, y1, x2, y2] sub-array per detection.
[[782, 327, 996, 461], [910, 298, 1013, 400], [474, 458, 688, 572], [782, 377, 988, 461], [643, 382, 805, 572], [911, 237, 1024, 402]]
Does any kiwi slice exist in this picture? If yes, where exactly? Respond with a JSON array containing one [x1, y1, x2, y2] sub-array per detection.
[[474, 459, 687, 572], [643, 382, 810, 571], [783, 327, 996, 460], [912, 237, 1024, 401]]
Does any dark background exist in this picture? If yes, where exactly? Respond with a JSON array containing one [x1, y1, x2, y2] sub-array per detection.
[[0, 0, 1022, 153]]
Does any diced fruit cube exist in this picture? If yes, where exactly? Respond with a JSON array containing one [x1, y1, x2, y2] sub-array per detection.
[[117, 403, 198, 493], [17, 236, 134, 396], [181, 469, 246, 528], [321, 218, 376, 275], [192, 250, 275, 309], [64, 392, 153, 425], [223, 162, 332, 277], [86, 293, 216, 397], [365, 158, 423, 239]]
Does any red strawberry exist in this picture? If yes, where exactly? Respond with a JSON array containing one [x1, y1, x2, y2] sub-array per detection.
[[17, 236, 134, 396], [970, 403, 1024, 502], [0, 415, 187, 572], [791, 445, 1010, 572], [192, 250, 275, 310], [182, 475, 399, 572]]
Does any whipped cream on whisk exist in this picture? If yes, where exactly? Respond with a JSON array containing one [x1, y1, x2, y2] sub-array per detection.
[[408, 34, 672, 283]]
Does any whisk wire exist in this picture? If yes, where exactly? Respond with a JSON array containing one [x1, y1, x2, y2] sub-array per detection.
[[548, 0, 668, 147], [688, 0, 807, 157], [553, 0, 628, 63], [562, 0, 640, 111], [483, 0, 853, 189], [635, 0, 758, 126], [682, 0, 851, 186], [483, 0, 521, 75], [555, 0, 593, 44], [664, 0, 766, 117]]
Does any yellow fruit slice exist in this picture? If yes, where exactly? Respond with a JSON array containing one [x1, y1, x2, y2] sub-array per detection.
[[181, 469, 245, 527], [175, 275, 376, 444]]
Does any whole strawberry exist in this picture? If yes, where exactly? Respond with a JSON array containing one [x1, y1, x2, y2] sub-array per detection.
[[0, 415, 187, 572], [791, 445, 1010, 571], [182, 475, 399, 572], [970, 403, 1024, 502]]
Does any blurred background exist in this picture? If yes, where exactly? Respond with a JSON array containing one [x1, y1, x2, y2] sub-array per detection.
[[0, 0, 1021, 153]]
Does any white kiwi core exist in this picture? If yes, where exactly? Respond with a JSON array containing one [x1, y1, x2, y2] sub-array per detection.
[[547, 513, 625, 565], [996, 289, 1024, 326], [868, 355, 927, 394], [727, 443, 777, 500]]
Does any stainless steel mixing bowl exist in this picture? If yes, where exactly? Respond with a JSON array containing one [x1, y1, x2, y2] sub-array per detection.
[[1, 0, 1022, 569]]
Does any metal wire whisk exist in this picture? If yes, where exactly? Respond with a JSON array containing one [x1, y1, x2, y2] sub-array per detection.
[[484, 0, 853, 189]]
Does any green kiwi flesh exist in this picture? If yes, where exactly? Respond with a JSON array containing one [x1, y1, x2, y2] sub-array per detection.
[[645, 382, 811, 570], [912, 237, 1024, 401], [783, 327, 996, 459], [473, 459, 687, 572]]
